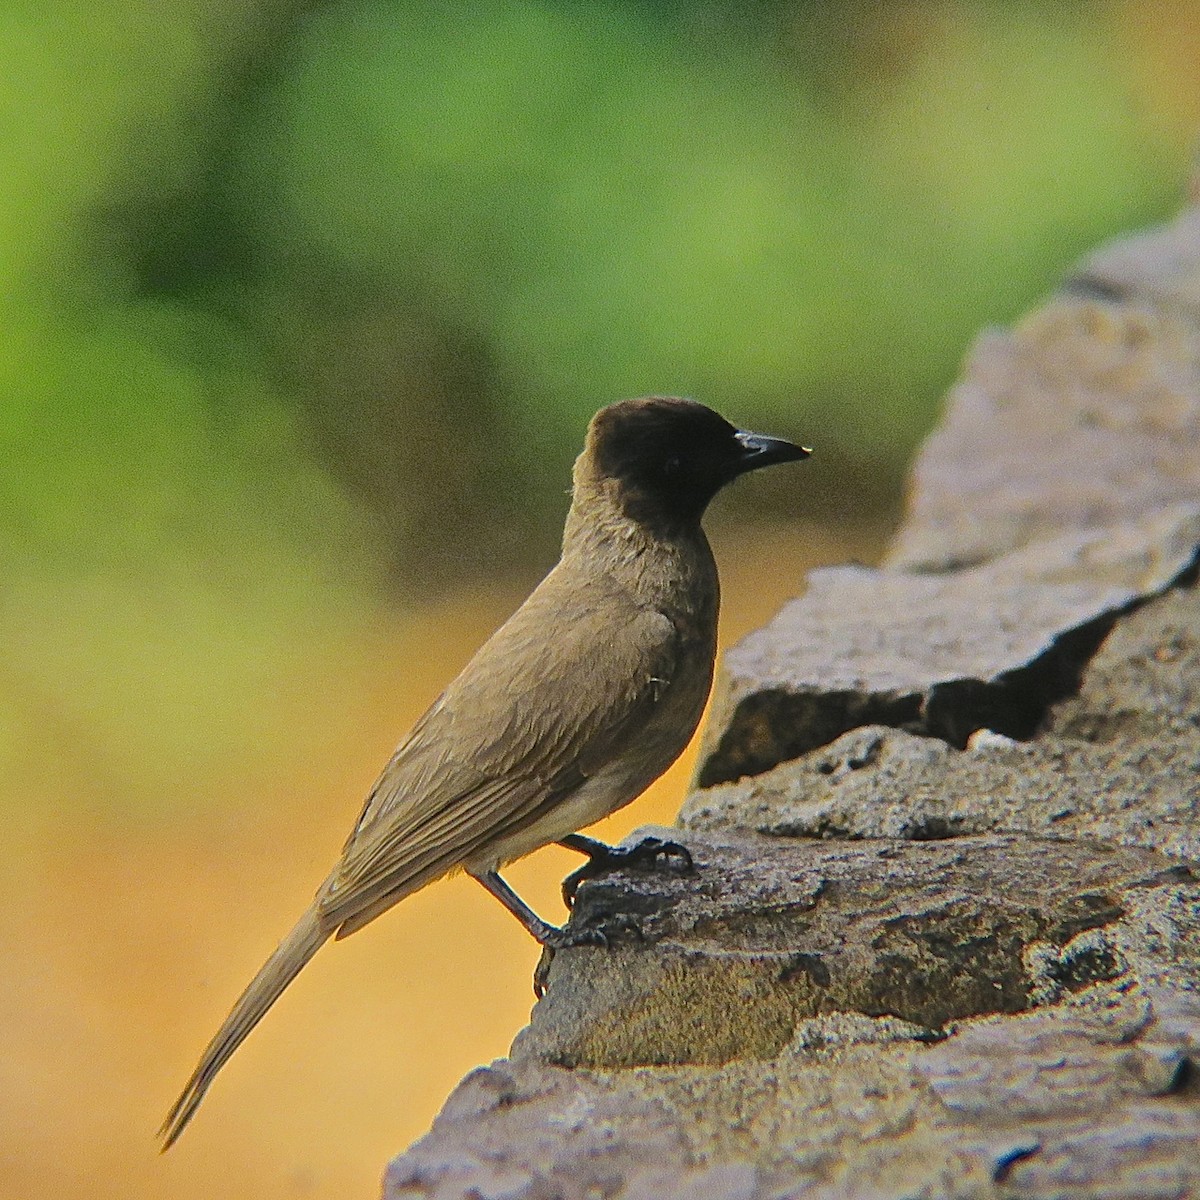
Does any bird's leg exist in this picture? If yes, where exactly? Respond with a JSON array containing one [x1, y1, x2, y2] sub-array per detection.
[[472, 869, 609, 949], [558, 832, 695, 908], [473, 868, 644, 998]]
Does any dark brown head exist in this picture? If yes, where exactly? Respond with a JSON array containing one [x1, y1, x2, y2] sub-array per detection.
[[581, 396, 810, 528]]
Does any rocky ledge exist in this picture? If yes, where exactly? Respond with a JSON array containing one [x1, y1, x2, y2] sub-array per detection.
[[385, 199, 1200, 1199]]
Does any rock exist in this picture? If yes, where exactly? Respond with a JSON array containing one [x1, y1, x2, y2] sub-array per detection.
[[519, 831, 1178, 1067], [391, 973, 1200, 1200], [385, 198, 1200, 1199], [694, 562, 1131, 786], [695, 503, 1200, 787], [1071, 203, 1200, 323], [383, 1061, 692, 1200], [681, 585, 1200, 862], [888, 211, 1200, 575]]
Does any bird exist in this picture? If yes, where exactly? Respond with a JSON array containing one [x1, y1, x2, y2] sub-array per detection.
[[160, 395, 809, 1148]]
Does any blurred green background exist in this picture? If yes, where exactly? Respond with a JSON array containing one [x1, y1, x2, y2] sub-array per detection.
[[1, 1, 1196, 1197]]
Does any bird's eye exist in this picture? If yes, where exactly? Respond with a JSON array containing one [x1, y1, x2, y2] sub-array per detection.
[[663, 454, 682, 476]]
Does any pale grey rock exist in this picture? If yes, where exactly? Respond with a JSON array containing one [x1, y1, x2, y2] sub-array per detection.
[[681, 585, 1200, 862], [518, 832, 1174, 1067], [1071, 203, 1200, 322], [886, 302, 1200, 575], [697, 502, 1200, 788], [696, 564, 1131, 786], [390, 978, 1200, 1200]]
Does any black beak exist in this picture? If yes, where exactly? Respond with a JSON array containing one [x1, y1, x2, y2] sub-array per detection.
[[732, 429, 812, 474]]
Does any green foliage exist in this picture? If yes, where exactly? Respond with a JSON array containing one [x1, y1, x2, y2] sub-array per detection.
[[246, 1, 1178, 453]]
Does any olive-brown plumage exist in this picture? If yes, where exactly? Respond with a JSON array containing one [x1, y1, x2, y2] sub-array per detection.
[[160, 396, 808, 1148]]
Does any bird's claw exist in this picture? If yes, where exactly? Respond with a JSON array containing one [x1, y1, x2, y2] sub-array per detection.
[[538, 923, 607, 951], [632, 835, 695, 874], [531, 913, 645, 998], [561, 835, 695, 908], [540, 911, 644, 950], [537, 832, 690, 995]]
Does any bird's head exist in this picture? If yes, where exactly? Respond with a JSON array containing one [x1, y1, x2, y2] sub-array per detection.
[[579, 396, 810, 529]]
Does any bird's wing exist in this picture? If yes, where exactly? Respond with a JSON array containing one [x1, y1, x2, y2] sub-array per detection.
[[317, 577, 681, 930]]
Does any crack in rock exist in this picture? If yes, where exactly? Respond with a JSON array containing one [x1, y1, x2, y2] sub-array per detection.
[[683, 585, 1200, 862], [697, 509, 1200, 788], [697, 568, 1132, 787]]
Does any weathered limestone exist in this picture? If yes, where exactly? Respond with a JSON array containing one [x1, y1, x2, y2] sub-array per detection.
[[385, 198, 1200, 1200]]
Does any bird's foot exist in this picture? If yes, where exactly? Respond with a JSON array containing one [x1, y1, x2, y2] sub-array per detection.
[[537, 910, 644, 950], [560, 834, 695, 908], [532, 913, 644, 997]]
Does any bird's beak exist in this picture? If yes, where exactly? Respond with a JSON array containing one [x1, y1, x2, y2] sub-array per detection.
[[732, 430, 812, 474]]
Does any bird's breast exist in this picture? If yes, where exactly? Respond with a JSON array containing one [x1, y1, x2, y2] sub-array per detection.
[[498, 625, 715, 869]]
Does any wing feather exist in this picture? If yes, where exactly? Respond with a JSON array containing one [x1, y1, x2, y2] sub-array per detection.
[[318, 570, 680, 932]]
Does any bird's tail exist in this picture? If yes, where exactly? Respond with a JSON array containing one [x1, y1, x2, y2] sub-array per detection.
[[159, 904, 329, 1150]]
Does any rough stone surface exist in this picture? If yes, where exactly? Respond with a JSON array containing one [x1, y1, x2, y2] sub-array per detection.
[[886, 205, 1200, 575], [1073, 203, 1200, 323], [683, 585, 1200, 861], [385, 200, 1200, 1199], [696, 505, 1200, 787], [518, 830, 1180, 1067], [390, 979, 1200, 1200]]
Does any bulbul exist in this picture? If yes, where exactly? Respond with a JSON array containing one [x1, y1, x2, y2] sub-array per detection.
[[160, 396, 809, 1148]]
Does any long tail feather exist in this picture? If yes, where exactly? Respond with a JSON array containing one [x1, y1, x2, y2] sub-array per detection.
[[159, 905, 329, 1150]]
